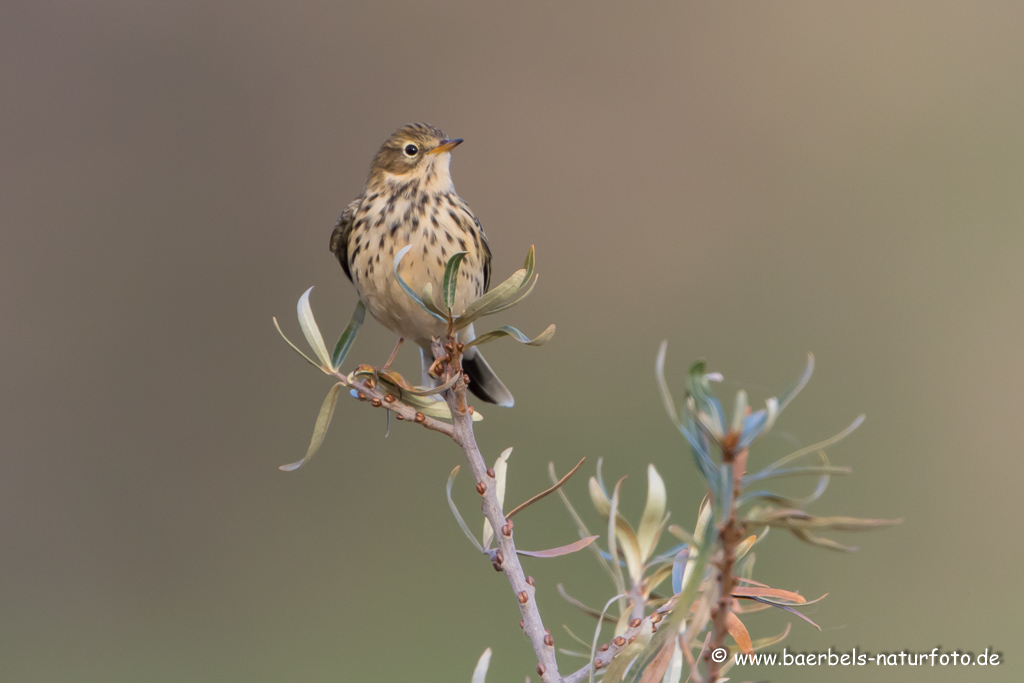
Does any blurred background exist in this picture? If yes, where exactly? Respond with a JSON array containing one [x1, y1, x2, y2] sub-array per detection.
[[2, 1, 1022, 681]]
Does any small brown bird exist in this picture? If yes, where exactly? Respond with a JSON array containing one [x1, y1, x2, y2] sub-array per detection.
[[330, 123, 514, 406]]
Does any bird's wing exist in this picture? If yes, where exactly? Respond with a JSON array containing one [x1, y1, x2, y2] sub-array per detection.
[[473, 214, 492, 293], [330, 197, 363, 282]]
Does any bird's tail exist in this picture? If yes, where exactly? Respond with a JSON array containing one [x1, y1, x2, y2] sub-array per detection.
[[418, 324, 514, 407], [419, 343, 514, 408], [462, 346, 514, 407]]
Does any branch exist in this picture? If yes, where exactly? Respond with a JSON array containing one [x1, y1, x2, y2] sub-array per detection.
[[433, 338, 562, 682], [705, 435, 748, 682], [330, 370, 455, 438]]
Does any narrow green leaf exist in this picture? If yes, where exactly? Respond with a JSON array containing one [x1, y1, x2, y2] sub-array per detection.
[[453, 268, 528, 330], [748, 414, 865, 482], [624, 521, 712, 683], [419, 282, 447, 318], [280, 383, 343, 471], [778, 352, 815, 412], [523, 244, 536, 281], [655, 341, 680, 426], [446, 466, 484, 552], [392, 371, 462, 397], [330, 300, 365, 370], [745, 464, 852, 483], [393, 245, 448, 323], [465, 324, 556, 348], [297, 287, 332, 368], [550, 463, 617, 584], [637, 464, 667, 561], [442, 251, 468, 311], [590, 593, 631, 683], [478, 273, 539, 316], [482, 447, 513, 549], [273, 317, 324, 371]]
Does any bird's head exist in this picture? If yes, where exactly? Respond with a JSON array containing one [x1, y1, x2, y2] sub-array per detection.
[[367, 123, 463, 192]]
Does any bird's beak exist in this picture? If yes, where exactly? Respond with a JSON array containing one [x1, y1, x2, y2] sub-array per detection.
[[428, 139, 463, 155]]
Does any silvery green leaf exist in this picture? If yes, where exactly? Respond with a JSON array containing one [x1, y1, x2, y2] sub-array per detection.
[[731, 390, 748, 434], [737, 409, 767, 449], [442, 251, 468, 311], [471, 648, 492, 683], [482, 447, 513, 549], [745, 464, 852, 483], [623, 519, 711, 683], [453, 268, 528, 329], [663, 639, 683, 683], [764, 396, 780, 430], [655, 341, 681, 426], [677, 417, 718, 490], [279, 382, 343, 471], [590, 593, 631, 683], [331, 299, 365, 370], [402, 394, 484, 422], [746, 414, 865, 483], [465, 324, 555, 348], [670, 546, 690, 594], [297, 287, 333, 369], [446, 466, 483, 552], [394, 372, 462, 397], [637, 464, 667, 561], [778, 352, 815, 412], [608, 477, 644, 585], [273, 317, 324, 372], [393, 245, 447, 323], [478, 273, 538, 315], [420, 283, 447, 318], [522, 244, 536, 282]]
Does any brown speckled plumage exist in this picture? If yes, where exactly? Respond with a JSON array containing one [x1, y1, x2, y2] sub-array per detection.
[[330, 124, 513, 406]]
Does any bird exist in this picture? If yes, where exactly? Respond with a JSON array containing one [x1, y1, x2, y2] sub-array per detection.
[[330, 123, 514, 407]]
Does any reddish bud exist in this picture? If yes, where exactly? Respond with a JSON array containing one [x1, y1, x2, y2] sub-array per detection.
[[628, 636, 637, 644], [536, 664, 545, 676], [518, 591, 529, 604], [629, 618, 642, 628], [544, 634, 554, 647], [519, 620, 525, 629], [414, 412, 425, 423], [370, 398, 382, 407], [476, 482, 486, 495], [486, 467, 496, 478], [395, 413, 404, 420], [384, 394, 395, 403], [599, 644, 609, 652], [526, 576, 535, 586], [501, 524, 511, 537], [613, 636, 626, 647], [594, 660, 604, 670]]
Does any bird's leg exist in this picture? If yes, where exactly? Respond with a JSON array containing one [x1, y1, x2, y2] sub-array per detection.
[[382, 337, 404, 372]]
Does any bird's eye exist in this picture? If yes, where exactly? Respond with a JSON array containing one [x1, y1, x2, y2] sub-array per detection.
[[403, 143, 419, 157]]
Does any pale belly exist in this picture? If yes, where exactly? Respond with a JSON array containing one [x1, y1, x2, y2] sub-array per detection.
[[349, 197, 487, 345]]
